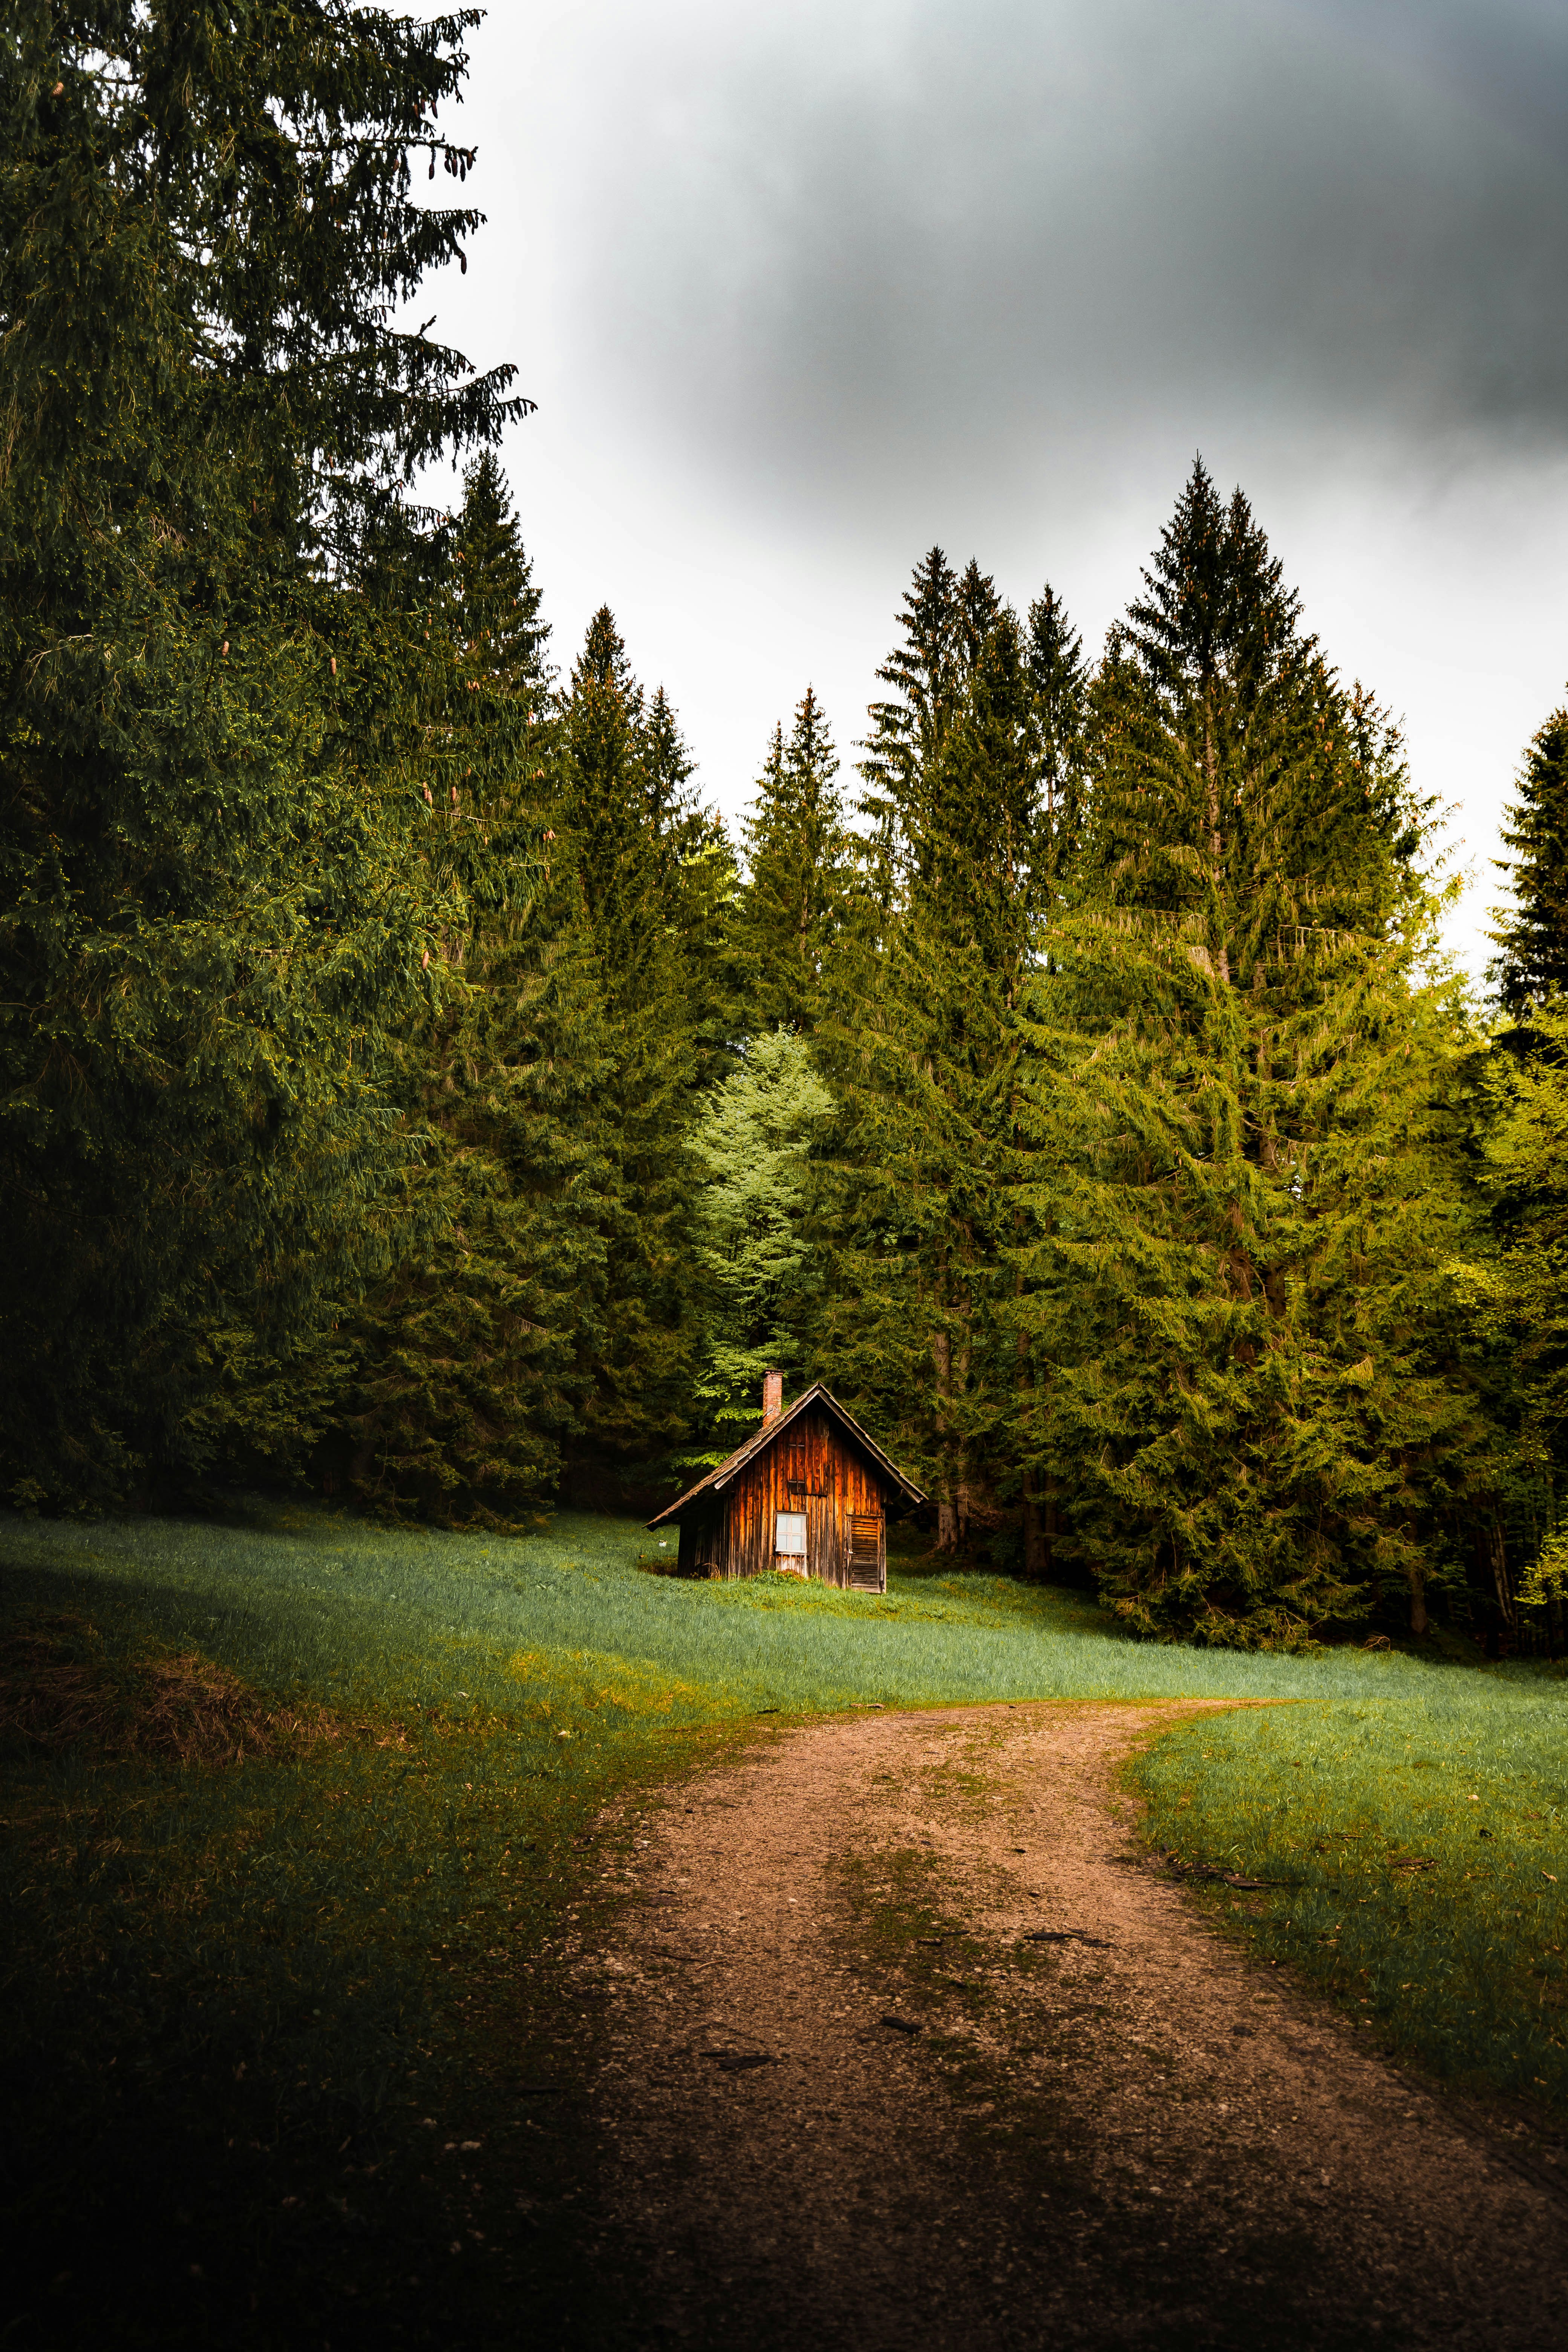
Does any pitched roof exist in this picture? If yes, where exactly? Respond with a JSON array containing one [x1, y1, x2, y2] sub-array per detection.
[[646, 1381, 927, 1528]]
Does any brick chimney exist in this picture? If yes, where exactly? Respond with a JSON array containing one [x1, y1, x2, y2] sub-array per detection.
[[762, 1369, 783, 1426]]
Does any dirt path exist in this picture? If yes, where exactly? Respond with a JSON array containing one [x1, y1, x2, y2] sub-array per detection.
[[577, 1703, 1568, 2350]]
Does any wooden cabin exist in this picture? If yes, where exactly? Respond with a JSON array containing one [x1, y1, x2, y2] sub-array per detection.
[[647, 1374, 926, 1591]]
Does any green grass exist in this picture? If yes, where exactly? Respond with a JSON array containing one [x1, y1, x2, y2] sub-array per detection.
[[1130, 1680, 1568, 2110], [3, 1500, 1566, 2343], [5, 1497, 1530, 1712]]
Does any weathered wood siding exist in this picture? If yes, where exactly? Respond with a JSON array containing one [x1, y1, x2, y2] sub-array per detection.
[[713, 1404, 888, 1591]]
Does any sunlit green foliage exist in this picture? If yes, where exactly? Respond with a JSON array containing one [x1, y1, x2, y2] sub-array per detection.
[[0, 7, 1535, 1650], [1468, 997, 1568, 1606], [1018, 461, 1489, 1645], [821, 557, 1055, 1553], [1475, 700, 1568, 1620], [683, 1029, 835, 1465], [1491, 704, 1568, 1018]]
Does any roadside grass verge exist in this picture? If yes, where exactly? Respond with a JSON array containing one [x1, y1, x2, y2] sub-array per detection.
[[3, 1498, 1566, 2343], [1130, 1683, 1568, 2111]]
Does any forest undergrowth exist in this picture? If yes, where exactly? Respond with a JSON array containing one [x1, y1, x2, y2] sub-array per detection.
[[2, 1503, 1564, 2345]]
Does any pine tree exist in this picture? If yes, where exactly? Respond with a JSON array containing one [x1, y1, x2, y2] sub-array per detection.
[[732, 688, 851, 1035], [319, 454, 610, 1523], [642, 684, 694, 836], [1026, 585, 1090, 894], [0, 2, 527, 1501], [638, 682, 743, 1093], [338, 879, 611, 1521], [449, 450, 551, 689], [820, 568, 1045, 1548], [1017, 461, 1487, 1645], [1491, 704, 1568, 1019], [1464, 998, 1568, 1656], [1125, 459, 1300, 700], [557, 611, 715, 1486], [1467, 695, 1568, 1636], [858, 547, 962, 911]]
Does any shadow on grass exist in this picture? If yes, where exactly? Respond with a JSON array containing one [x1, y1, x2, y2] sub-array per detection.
[[0, 1548, 726, 2347]]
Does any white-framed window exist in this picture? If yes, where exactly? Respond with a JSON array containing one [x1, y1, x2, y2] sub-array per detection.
[[775, 1511, 807, 1557]]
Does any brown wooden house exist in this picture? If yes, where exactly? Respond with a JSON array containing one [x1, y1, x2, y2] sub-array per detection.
[[647, 1373, 926, 1591]]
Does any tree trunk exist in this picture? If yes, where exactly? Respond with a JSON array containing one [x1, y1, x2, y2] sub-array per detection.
[[933, 1323, 957, 1552], [1407, 1567, 1428, 1637], [953, 1311, 972, 1550], [1484, 1513, 1514, 1633], [1472, 1510, 1514, 1652], [1022, 1470, 1048, 1579], [1204, 685, 1231, 987], [1256, 1026, 1279, 1175]]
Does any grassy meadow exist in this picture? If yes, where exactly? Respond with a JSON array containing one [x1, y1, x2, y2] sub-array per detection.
[[2, 1500, 1565, 2343], [1132, 1678, 1568, 2110]]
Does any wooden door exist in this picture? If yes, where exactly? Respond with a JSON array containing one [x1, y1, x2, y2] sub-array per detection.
[[805, 1485, 828, 1581], [847, 1511, 884, 1593], [801, 1418, 831, 1582]]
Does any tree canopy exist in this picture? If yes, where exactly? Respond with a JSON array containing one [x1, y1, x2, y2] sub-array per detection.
[[0, 35, 1551, 1654]]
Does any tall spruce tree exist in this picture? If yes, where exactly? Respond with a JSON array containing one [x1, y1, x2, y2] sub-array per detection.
[[1017, 461, 1487, 1645], [1460, 694, 1568, 1635], [557, 611, 733, 1487], [732, 688, 851, 1034], [0, 2, 525, 1500], [640, 684, 744, 1095], [322, 454, 611, 1523], [1491, 703, 1568, 1020], [820, 567, 1046, 1548], [1470, 1007, 1568, 1628], [1026, 585, 1091, 896], [857, 546, 963, 917]]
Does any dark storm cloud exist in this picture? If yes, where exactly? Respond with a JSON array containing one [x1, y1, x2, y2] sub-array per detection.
[[563, 0, 1568, 507]]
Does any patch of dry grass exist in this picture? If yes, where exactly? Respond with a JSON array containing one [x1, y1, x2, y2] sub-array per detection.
[[0, 1612, 335, 1765]]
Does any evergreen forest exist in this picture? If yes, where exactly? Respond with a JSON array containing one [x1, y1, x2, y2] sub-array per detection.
[[7, 3, 1568, 1658]]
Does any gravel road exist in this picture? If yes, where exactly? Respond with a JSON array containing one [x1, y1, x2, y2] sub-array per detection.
[[579, 1703, 1568, 2350]]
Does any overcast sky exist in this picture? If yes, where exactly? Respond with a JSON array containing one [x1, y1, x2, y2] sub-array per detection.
[[419, 0, 1568, 985]]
